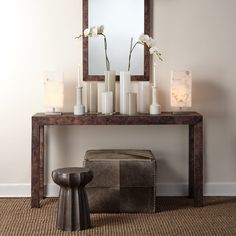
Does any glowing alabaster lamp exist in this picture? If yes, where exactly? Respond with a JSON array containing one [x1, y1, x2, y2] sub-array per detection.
[[44, 72, 64, 115], [170, 70, 192, 113]]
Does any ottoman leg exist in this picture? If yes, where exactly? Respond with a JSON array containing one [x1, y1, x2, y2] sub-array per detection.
[[57, 187, 91, 231]]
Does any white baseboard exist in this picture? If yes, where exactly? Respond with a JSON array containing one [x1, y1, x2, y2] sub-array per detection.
[[203, 183, 236, 196], [1, 183, 236, 197], [0, 184, 31, 197]]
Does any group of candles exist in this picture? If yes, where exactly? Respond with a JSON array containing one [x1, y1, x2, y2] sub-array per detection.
[[74, 63, 160, 116]]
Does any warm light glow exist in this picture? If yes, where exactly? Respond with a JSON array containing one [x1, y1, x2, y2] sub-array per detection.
[[171, 71, 192, 108], [44, 72, 64, 109]]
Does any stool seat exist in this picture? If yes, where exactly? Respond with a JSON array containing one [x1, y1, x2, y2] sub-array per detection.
[[52, 167, 93, 231], [52, 167, 93, 188]]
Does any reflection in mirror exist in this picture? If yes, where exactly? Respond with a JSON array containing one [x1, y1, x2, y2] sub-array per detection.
[[88, 0, 144, 76]]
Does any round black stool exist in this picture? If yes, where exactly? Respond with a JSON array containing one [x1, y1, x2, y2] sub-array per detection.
[[52, 167, 93, 231]]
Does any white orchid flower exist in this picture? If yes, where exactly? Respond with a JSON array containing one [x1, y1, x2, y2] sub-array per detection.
[[83, 28, 90, 37], [139, 34, 146, 43], [146, 37, 155, 47], [128, 34, 162, 71], [98, 25, 104, 34], [144, 35, 150, 43], [91, 26, 98, 36], [76, 25, 110, 70], [149, 46, 158, 54], [142, 34, 150, 43]]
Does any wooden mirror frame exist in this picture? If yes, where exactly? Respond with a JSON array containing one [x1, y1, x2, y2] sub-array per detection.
[[83, 0, 152, 81]]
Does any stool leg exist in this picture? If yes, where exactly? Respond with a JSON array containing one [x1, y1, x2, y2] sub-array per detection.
[[56, 187, 91, 231], [78, 188, 91, 230]]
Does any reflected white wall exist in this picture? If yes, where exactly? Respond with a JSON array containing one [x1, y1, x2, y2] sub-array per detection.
[[89, 0, 144, 75]]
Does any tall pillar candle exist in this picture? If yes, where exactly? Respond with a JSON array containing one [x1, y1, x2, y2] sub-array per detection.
[[76, 86, 83, 105], [153, 62, 157, 87], [77, 64, 82, 87], [105, 70, 116, 112], [120, 71, 131, 114], [102, 91, 113, 115], [126, 92, 137, 116], [138, 81, 151, 113], [87, 82, 97, 113], [97, 82, 105, 113]]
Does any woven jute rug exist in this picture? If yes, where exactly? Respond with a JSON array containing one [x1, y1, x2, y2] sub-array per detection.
[[0, 197, 236, 236]]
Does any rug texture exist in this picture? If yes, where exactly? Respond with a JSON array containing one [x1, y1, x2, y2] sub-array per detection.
[[0, 197, 236, 236]]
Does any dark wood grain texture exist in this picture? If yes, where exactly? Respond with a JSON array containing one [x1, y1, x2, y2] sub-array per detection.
[[193, 121, 203, 207], [31, 112, 203, 208], [83, 0, 151, 81], [189, 125, 194, 198], [32, 112, 202, 126], [39, 126, 44, 199], [144, 0, 151, 81], [83, 0, 89, 81], [31, 118, 40, 208]]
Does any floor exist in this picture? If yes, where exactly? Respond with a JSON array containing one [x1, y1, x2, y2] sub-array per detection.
[[0, 197, 236, 235]]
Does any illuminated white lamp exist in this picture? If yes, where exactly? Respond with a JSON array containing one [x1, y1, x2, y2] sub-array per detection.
[[44, 72, 64, 115], [171, 70, 192, 113]]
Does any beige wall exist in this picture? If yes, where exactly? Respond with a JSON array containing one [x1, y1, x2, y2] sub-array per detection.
[[0, 0, 236, 196]]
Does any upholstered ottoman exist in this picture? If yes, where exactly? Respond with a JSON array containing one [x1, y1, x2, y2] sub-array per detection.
[[84, 150, 156, 213]]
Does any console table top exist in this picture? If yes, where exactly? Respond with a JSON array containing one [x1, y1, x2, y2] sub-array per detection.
[[32, 112, 202, 125]]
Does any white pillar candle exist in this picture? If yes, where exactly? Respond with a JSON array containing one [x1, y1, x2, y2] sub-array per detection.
[[152, 86, 157, 105], [87, 82, 97, 113], [76, 86, 83, 105], [120, 71, 131, 114], [105, 70, 116, 112], [138, 81, 151, 113], [102, 91, 113, 114], [78, 64, 81, 87], [97, 82, 106, 113], [126, 92, 137, 116], [153, 62, 157, 87]]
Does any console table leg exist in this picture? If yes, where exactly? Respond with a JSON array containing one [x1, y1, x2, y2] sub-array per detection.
[[31, 119, 40, 208], [189, 125, 194, 198], [40, 126, 44, 199], [191, 121, 203, 207]]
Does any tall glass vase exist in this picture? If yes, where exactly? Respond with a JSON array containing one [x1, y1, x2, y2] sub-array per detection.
[[120, 71, 131, 114], [105, 70, 116, 112]]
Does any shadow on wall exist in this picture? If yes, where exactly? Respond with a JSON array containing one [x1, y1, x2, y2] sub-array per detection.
[[193, 79, 230, 118], [156, 154, 186, 183], [45, 126, 79, 183], [193, 78, 230, 182]]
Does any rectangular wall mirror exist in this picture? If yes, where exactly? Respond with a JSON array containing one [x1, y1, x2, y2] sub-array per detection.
[[83, 0, 151, 81]]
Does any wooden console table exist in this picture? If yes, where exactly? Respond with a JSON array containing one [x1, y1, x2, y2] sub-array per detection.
[[31, 112, 203, 208]]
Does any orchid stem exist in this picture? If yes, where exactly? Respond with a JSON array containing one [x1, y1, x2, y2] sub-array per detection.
[[101, 33, 110, 71], [128, 38, 142, 71]]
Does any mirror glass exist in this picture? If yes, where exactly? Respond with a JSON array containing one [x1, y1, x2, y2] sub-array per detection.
[[88, 0, 144, 75]]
